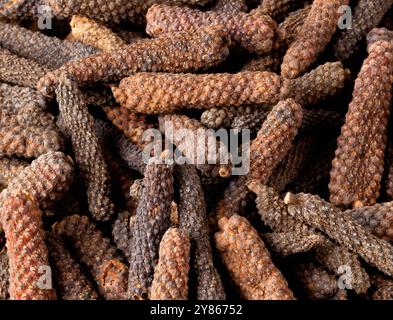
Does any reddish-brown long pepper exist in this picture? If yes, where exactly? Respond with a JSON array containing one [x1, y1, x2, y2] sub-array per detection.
[[146, 3, 277, 54], [1, 193, 57, 300], [329, 36, 393, 208]]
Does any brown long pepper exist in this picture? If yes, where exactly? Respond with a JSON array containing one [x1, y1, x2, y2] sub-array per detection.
[[285, 192, 393, 277], [278, 5, 311, 47], [281, 0, 349, 79], [159, 114, 232, 178], [128, 158, 174, 300], [53, 215, 128, 300], [176, 165, 225, 300], [46, 233, 99, 300], [0, 21, 97, 69], [112, 211, 135, 261], [37, 27, 229, 97], [215, 214, 295, 300], [55, 75, 115, 221], [150, 228, 190, 300], [252, 0, 304, 21], [329, 35, 393, 208], [0, 48, 48, 89], [115, 135, 146, 174], [334, 0, 393, 61], [0, 248, 9, 299], [1, 193, 56, 300], [146, 3, 277, 54], [0, 157, 29, 187]]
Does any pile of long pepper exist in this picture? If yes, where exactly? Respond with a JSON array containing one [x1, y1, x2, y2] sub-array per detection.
[[0, 0, 393, 301]]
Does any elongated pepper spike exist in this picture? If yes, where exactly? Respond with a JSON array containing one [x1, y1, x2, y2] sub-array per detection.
[[159, 114, 232, 178], [103, 106, 153, 149], [250, 99, 302, 181], [0, 193, 56, 300], [0, 152, 74, 209], [241, 51, 282, 73], [285, 192, 393, 277], [281, 0, 349, 79], [55, 75, 114, 221], [115, 135, 146, 174], [42, 0, 211, 24], [112, 211, 135, 260], [146, 4, 277, 54], [0, 0, 40, 19], [329, 37, 393, 208], [128, 160, 174, 300], [0, 248, 9, 299], [37, 28, 229, 97], [53, 215, 128, 300], [252, 0, 304, 21], [334, 0, 393, 61], [0, 157, 29, 187], [150, 228, 190, 300], [215, 214, 295, 300], [0, 49, 48, 89], [176, 165, 225, 300], [212, 0, 247, 13], [0, 21, 97, 69], [113, 71, 284, 114], [344, 203, 393, 243], [278, 5, 311, 47], [69, 15, 126, 52], [46, 233, 99, 300]]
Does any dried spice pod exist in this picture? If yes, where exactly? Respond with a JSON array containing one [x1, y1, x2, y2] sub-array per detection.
[[0, 157, 29, 187], [128, 159, 174, 300], [369, 274, 393, 300], [334, 0, 393, 61], [1, 193, 56, 300], [0, 125, 63, 158], [46, 233, 99, 300], [285, 62, 349, 106], [0, 248, 9, 299], [112, 211, 135, 260], [262, 232, 325, 257], [241, 52, 282, 73], [43, 0, 211, 24], [0, 21, 97, 69], [281, 0, 348, 79], [113, 71, 284, 114], [37, 28, 230, 97], [0, 151, 74, 208], [159, 114, 232, 178], [176, 164, 225, 300], [0, 48, 48, 88], [212, 0, 247, 13], [329, 39, 393, 208], [53, 215, 128, 300], [344, 203, 393, 242], [252, 0, 304, 21], [55, 75, 114, 221], [230, 107, 270, 131], [293, 262, 338, 300], [215, 214, 295, 300], [278, 5, 311, 47], [69, 15, 126, 52], [103, 106, 153, 149], [115, 135, 146, 174], [0, 0, 40, 19], [285, 192, 393, 277], [146, 4, 277, 54], [150, 228, 190, 300], [0, 83, 47, 112], [250, 99, 302, 181]]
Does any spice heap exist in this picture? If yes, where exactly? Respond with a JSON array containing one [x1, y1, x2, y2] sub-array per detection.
[[1, 0, 393, 301]]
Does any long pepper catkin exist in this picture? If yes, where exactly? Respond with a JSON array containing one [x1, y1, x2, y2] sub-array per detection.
[[285, 192, 393, 277], [215, 214, 295, 300], [176, 165, 225, 300], [55, 75, 114, 221], [37, 28, 229, 97], [69, 15, 126, 52], [281, 0, 349, 79], [53, 215, 128, 300], [0, 157, 29, 187], [46, 233, 99, 300], [334, 0, 393, 61], [252, 0, 304, 21], [278, 5, 311, 47], [115, 135, 146, 174], [0, 248, 9, 299], [150, 228, 190, 300], [329, 36, 393, 208], [0, 21, 97, 69], [0, 49, 48, 88], [128, 160, 174, 300], [112, 211, 135, 260], [1, 193, 56, 300], [146, 4, 277, 54], [159, 114, 231, 178]]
